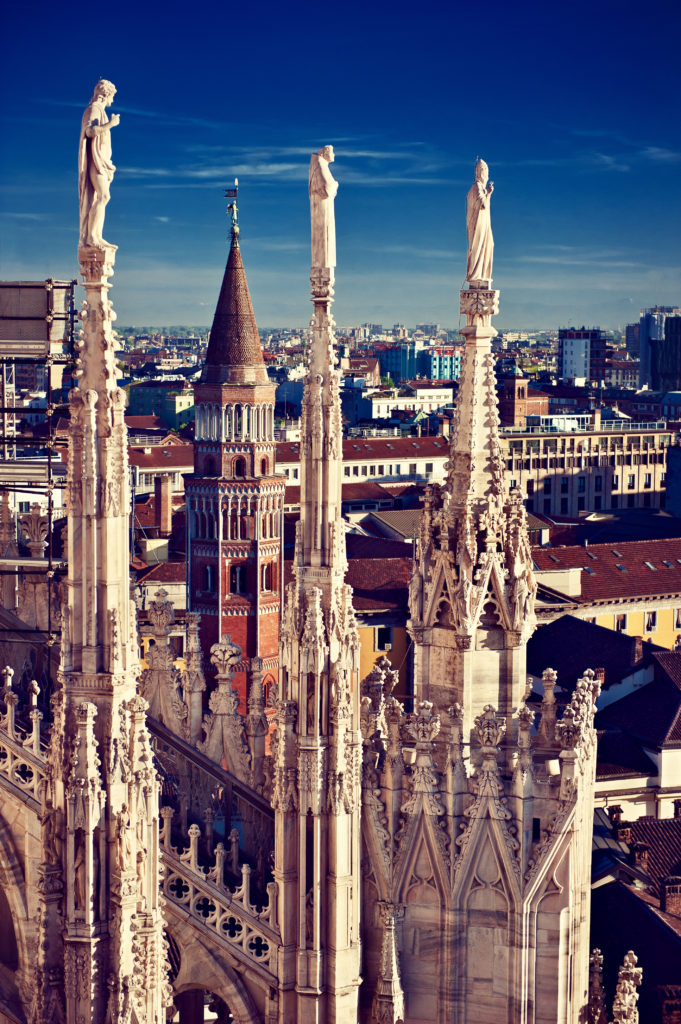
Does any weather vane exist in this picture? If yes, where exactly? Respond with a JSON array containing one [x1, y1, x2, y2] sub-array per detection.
[[225, 178, 239, 238]]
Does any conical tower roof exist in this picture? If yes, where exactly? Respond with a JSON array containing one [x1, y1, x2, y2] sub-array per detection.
[[201, 234, 269, 385]]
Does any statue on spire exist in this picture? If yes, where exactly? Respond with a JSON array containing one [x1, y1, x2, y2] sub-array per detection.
[[78, 79, 119, 249], [309, 145, 338, 269], [466, 158, 494, 286], [226, 178, 239, 239]]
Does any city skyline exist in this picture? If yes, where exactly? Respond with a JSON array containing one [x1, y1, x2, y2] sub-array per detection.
[[1, 0, 680, 328]]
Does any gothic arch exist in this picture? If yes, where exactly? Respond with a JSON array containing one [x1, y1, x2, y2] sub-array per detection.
[[167, 918, 266, 1024], [0, 809, 31, 1014]]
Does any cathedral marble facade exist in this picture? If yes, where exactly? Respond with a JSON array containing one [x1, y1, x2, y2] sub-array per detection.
[[0, 88, 617, 1024]]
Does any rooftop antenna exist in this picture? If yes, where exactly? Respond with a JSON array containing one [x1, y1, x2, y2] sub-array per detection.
[[225, 178, 239, 241]]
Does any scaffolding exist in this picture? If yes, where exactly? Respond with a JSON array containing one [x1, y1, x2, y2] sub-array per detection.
[[0, 280, 77, 677]]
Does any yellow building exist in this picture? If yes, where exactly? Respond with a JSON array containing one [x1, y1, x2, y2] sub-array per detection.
[[534, 536, 681, 649]]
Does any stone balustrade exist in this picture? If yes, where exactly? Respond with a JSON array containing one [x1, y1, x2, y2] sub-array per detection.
[[0, 667, 47, 808], [160, 807, 280, 978]]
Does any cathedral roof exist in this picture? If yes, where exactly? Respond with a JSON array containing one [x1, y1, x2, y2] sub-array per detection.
[[201, 235, 269, 386]]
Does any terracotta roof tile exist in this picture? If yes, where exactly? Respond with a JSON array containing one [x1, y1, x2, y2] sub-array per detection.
[[628, 818, 681, 890], [533, 537, 681, 602]]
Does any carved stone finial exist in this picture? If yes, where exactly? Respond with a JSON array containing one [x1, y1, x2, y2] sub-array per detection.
[[588, 949, 608, 1024], [473, 704, 505, 749], [612, 950, 642, 1024]]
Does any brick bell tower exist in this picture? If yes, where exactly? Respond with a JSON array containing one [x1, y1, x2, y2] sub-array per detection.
[[186, 186, 285, 710]]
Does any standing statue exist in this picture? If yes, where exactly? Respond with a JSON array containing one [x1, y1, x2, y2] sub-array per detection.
[[78, 79, 120, 248], [309, 146, 338, 268], [466, 158, 494, 285]]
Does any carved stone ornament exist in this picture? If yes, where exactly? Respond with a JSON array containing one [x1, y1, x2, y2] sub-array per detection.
[[459, 287, 499, 320]]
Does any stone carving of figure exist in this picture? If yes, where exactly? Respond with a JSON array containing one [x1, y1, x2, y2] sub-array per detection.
[[309, 146, 338, 268], [466, 159, 494, 285], [74, 832, 86, 911], [78, 79, 120, 248], [305, 888, 314, 946]]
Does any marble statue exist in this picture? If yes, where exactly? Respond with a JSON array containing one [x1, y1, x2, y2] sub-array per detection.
[[466, 158, 494, 285], [309, 146, 338, 268], [79, 79, 119, 248]]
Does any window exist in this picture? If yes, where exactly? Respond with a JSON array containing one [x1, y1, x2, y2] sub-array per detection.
[[594, 496, 602, 510], [543, 479, 551, 494], [425, 462, 433, 474], [510, 479, 517, 490], [615, 613, 627, 633], [577, 497, 585, 511], [353, 466, 359, 477], [233, 457, 245, 477], [205, 565, 215, 593], [526, 480, 534, 494], [613, 475, 619, 489], [561, 478, 568, 494], [344, 467, 350, 477], [561, 498, 568, 514], [544, 499, 551, 513], [645, 610, 657, 633], [627, 495, 635, 508], [18, 501, 30, 513], [675, 608, 681, 629], [261, 563, 272, 591], [230, 565, 246, 594], [627, 474, 635, 490], [293, 468, 299, 479], [644, 473, 652, 489], [375, 626, 393, 651], [595, 476, 602, 491], [577, 476, 585, 493], [611, 496, 618, 509], [409, 463, 417, 475]]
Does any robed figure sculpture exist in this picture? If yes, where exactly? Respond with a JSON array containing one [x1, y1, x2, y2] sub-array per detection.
[[466, 158, 494, 285], [78, 79, 119, 248], [309, 146, 338, 269]]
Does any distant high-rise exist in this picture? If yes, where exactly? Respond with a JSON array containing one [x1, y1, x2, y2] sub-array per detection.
[[639, 306, 681, 389], [558, 326, 607, 383], [651, 315, 681, 393], [625, 321, 640, 358]]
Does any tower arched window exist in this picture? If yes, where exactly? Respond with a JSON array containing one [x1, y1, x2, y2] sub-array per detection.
[[234, 405, 243, 438], [205, 457, 215, 477], [261, 563, 271, 591], [261, 457, 268, 475], [230, 564, 245, 594], [234, 457, 245, 478], [205, 565, 215, 593]]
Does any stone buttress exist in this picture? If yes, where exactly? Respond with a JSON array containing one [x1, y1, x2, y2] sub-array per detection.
[[357, 172, 599, 1024], [273, 165, 363, 1024], [31, 241, 170, 1023]]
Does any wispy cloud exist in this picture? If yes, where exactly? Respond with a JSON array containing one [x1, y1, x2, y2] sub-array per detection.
[[0, 211, 46, 221]]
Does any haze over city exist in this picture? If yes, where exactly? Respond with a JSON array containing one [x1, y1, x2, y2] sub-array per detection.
[[1, 0, 680, 328]]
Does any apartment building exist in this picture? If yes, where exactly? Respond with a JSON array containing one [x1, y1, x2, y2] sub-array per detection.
[[504, 421, 673, 516]]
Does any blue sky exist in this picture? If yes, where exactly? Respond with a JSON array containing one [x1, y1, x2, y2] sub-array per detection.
[[1, 0, 680, 330]]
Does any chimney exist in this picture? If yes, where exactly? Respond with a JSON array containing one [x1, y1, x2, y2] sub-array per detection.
[[661, 876, 681, 916], [592, 407, 601, 430], [632, 636, 644, 663], [155, 474, 172, 537], [594, 667, 606, 689], [632, 841, 650, 872], [608, 805, 623, 825]]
